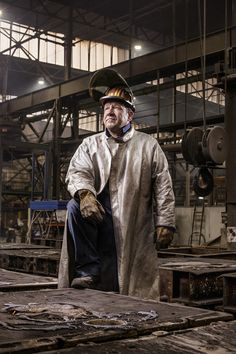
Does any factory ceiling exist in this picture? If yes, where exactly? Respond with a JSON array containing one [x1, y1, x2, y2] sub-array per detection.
[[0, 0, 229, 47], [0, 0, 231, 121]]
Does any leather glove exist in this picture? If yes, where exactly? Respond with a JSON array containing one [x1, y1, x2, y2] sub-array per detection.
[[155, 226, 174, 250], [76, 190, 105, 224]]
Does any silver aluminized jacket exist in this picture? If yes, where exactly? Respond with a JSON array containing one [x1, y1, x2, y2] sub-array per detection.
[[58, 126, 175, 299]]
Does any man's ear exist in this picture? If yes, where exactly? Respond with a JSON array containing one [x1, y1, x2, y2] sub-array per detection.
[[128, 109, 134, 122]]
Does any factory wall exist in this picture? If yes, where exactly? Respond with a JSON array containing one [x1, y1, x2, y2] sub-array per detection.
[[175, 207, 225, 246]]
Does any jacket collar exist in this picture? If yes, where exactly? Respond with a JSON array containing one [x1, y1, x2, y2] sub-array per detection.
[[105, 123, 135, 142]]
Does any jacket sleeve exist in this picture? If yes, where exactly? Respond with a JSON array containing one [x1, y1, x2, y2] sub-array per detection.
[[152, 143, 175, 228], [65, 140, 97, 197]]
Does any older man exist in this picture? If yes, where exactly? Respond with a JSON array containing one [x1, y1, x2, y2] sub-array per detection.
[[58, 68, 175, 300]]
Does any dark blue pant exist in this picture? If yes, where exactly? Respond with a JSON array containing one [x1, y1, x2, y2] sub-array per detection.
[[66, 191, 119, 292]]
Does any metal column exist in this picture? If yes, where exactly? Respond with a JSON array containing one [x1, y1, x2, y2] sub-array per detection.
[[0, 136, 2, 237], [224, 0, 236, 247], [225, 78, 236, 228], [52, 99, 61, 199], [64, 6, 73, 81]]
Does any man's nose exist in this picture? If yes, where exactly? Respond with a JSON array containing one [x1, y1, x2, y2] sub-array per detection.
[[108, 105, 115, 112]]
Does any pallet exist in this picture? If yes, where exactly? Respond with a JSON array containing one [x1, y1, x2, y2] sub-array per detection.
[[0, 288, 232, 353]]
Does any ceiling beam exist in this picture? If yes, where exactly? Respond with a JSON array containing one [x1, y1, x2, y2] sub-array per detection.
[[0, 27, 234, 117]]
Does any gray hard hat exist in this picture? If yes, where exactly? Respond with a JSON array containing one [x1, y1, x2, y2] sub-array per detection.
[[89, 68, 135, 111]]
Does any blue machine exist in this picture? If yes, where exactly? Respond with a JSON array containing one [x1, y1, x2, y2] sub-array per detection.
[[30, 200, 68, 211], [27, 200, 68, 246]]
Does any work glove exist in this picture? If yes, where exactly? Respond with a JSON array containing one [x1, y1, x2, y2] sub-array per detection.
[[76, 190, 105, 224], [155, 226, 174, 251]]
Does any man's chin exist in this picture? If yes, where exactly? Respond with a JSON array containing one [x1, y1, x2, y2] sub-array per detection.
[[105, 123, 117, 130]]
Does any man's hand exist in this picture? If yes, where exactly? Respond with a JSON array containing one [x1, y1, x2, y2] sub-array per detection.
[[155, 226, 174, 250], [76, 190, 105, 223]]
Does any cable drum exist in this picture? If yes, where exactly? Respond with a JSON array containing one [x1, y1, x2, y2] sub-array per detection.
[[202, 126, 227, 165], [181, 127, 205, 165], [181, 129, 192, 163]]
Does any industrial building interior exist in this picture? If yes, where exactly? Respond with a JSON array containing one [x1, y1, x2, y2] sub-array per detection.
[[0, 0, 236, 352]]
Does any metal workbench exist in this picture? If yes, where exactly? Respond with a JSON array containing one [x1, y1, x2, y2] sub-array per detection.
[[0, 243, 53, 250], [0, 268, 57, 292], [0, 247, 60, 276], [159, 258, 236, 306], [40, 320, 236, 354], [27, 200, 67, 247], [221, 272, 236, 314], [0, 288, 232, 353], [158, 246, 236, 260]]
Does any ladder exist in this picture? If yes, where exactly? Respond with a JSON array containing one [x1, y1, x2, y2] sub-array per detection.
[[188, 197, 206, 246]]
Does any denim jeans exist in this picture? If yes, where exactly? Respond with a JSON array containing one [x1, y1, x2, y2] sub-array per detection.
[[66, 187, 119, 292]]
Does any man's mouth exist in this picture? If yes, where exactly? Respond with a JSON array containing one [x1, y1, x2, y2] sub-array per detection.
[[105, 115, 116, 121]]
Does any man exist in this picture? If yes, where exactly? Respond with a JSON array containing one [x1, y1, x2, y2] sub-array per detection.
[[58, 68, 175, 300]]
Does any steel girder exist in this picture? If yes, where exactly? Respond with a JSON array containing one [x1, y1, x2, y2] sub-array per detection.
[[0, 27, 233, 117]]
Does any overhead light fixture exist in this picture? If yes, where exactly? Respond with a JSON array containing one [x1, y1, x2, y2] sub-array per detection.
[[0, 10, 2, 16], [38, 78, 45, 85], [134, 44, 142, 50]]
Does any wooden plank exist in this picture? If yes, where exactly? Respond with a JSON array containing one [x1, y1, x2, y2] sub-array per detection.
[[0, 288, 232, 353]]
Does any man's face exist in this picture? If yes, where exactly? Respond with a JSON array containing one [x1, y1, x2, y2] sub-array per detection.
[[103, 101, 134, 133]]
